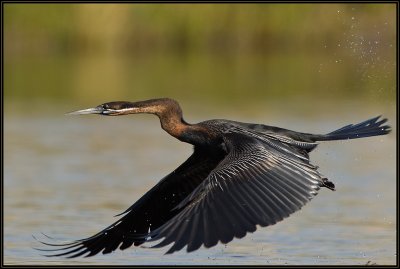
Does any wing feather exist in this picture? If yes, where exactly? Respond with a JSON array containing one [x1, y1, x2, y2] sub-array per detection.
[[147, 132, 325, 253], [37, 146, 226, 257], [38, 122, 330, 256]]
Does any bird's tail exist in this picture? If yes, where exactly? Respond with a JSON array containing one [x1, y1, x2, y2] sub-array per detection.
[[310, 116, 391, 142]]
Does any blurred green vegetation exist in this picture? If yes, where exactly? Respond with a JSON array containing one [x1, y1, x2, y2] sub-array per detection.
[[4, 3, 396, 111]]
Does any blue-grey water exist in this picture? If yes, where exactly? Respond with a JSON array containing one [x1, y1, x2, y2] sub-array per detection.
[[4, 105, 396, 265]]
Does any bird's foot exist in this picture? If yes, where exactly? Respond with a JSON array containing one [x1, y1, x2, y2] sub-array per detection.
[[322, 178, 336, 191]]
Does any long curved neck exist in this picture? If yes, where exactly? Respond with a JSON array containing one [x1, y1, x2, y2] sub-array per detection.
[[131, 98, 209, 144], [154, 100, 189, 139]]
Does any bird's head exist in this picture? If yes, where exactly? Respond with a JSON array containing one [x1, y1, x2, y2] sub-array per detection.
[[67, 98, 181, 117], [67, 101, 138, 116]]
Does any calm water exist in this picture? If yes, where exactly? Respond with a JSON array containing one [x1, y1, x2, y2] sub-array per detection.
[[4, 105, 396, 265]]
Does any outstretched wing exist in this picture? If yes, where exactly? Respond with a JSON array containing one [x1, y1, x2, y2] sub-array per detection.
[[146, 131, 326, 254], [37, 146, 226, 258]]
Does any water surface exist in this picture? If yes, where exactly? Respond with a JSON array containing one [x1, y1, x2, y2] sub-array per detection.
[[4, 105, 396, 265]]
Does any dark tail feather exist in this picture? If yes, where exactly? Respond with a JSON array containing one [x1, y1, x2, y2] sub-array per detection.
[[311, 116, 391, 142]]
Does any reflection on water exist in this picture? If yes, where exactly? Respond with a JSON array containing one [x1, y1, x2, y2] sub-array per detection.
[[4, 105, 396, 265]]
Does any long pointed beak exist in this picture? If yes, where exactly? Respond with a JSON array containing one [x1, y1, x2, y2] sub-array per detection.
[[66, 107, 104, 115]]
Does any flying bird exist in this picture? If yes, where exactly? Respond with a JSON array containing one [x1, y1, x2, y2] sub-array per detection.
[[37, 98, 391, 258]]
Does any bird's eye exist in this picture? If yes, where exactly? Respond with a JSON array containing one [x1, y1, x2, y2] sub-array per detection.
[[102, 104, 109, 109]]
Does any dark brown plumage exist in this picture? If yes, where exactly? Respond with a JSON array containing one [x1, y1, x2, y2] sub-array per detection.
[[36, 98, 391, 257]]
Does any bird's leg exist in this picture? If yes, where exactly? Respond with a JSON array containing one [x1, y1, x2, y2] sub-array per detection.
[[322, 178, 336, 191]]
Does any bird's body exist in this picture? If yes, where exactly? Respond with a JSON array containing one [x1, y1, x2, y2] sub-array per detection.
[[38, 98, 391, 257]]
